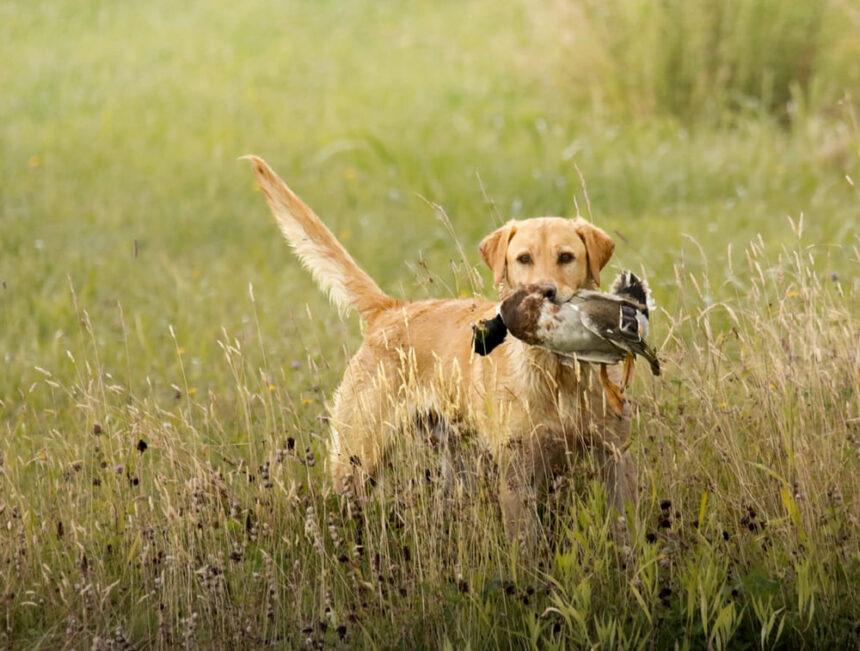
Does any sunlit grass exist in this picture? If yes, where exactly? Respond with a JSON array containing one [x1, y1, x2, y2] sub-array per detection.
[[2, 231, 858, 647], [1, 0, 859, 647]]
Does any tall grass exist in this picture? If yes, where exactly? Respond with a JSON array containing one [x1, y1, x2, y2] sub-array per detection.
[[2, 227, 858, 647]]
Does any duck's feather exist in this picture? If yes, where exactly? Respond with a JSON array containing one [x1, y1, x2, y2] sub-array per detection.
[[576, 301, 660, 375], [609, 270, 650, 315]]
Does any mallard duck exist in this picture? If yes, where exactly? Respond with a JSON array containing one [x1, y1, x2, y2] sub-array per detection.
[[472, 271, 660, 413]]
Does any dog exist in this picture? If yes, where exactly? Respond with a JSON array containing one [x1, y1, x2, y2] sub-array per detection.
[[246, 156, 636, 543]]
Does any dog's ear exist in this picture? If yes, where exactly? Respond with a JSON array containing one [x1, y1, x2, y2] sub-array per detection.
[[479, 222, 517, 287], [572, 218, 614, 288]]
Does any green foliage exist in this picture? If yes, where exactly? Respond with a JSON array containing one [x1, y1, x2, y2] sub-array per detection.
[[1, 0, 859, 647], [533, 0, 859, 122]]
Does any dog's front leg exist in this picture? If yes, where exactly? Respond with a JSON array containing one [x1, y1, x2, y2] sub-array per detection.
[[499, 460, 541, 555], [585, 401, 637, 543], [498, 432, 570, 554], [595, 443, 637, 514], [584, 364, 638, 517]]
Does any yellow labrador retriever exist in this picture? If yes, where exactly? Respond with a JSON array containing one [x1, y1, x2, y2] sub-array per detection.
[[247, 156, 635, 541]]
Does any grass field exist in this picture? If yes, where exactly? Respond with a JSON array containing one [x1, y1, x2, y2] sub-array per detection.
[[2, 0, 860, 647]]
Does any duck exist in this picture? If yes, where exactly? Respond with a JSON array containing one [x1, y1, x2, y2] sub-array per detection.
[[472, 271, 660, 414]]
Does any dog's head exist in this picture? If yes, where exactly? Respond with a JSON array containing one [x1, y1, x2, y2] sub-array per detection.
[[478, 217, 614, 301]]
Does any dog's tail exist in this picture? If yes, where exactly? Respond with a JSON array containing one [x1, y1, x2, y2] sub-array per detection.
[[245, 156, 398, 320]]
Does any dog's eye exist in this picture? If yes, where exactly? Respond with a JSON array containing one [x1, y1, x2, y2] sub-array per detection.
[[516, 253, 533, 265], [557, 252, 575, 265]]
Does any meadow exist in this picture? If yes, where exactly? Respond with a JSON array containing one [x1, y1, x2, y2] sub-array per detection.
[[1, 0, 859, 647]]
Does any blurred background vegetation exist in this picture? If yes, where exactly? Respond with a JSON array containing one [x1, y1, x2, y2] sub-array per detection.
[[3, 2, 858, 369], [1, 0, 859, 647], [2, 0, 858, 392]]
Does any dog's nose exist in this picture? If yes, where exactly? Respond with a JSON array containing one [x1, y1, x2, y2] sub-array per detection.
[[538, 284, 557, 302]]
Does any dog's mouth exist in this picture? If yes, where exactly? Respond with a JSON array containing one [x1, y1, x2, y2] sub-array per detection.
[[474, 285, 570, 356]]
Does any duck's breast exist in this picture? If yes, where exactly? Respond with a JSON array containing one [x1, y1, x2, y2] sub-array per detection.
[[536, 304, 604, 352]]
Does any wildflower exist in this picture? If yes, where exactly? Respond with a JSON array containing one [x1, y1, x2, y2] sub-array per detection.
[[304, 506, 324, 553], [329, 513, 343, 548], [115, 464, 124, 473], [830, 272, 838, 281], [291, 360, 301, 369]]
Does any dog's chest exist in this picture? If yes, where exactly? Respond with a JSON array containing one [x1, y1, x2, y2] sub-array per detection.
[[498, 353, 594, 432]]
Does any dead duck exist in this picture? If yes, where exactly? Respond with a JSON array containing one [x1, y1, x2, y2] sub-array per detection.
[[472, 271, 660, 413]]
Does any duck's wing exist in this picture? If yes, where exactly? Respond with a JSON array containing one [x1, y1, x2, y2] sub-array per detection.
[[572, 289, 644, 312], [574, 297, 661, 376], [574, 298, 629, 340]]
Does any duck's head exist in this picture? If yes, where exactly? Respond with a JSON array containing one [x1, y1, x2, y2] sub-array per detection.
[[498, 284, 560, 346]]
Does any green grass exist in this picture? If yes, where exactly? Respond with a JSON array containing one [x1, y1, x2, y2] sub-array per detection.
[[2, 0, 859, 647]]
